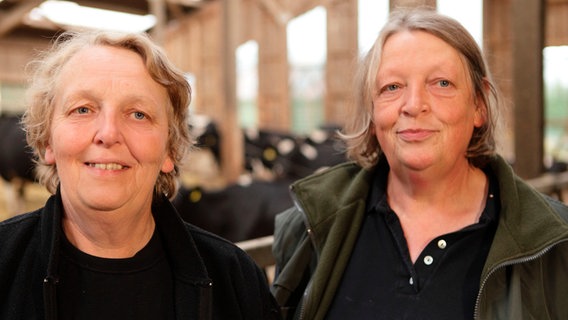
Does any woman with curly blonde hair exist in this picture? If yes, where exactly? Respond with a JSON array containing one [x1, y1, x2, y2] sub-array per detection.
[[0, 30, 280, 320]]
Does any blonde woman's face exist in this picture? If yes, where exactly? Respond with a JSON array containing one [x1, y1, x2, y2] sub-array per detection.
[[45, 45, 174, 215], [372, 31, 484, 174]]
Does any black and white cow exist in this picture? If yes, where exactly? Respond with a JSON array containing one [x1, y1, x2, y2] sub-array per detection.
[[287, 125, 347, 179], [244, 126, 348, 179], [190, 114, 221, 164], [243, 127, 300, 179], [189, 116, 348, 181], [0, 114, 37, 215], [176, 118, 348, 241], [172, 178, 294, 242]]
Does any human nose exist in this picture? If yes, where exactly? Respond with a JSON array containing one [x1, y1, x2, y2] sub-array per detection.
[[94, 111, 122, 147], [401, 84, 429, 117]]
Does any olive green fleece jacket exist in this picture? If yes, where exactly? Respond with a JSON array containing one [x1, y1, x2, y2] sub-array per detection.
[[271, 155, 568, 320]]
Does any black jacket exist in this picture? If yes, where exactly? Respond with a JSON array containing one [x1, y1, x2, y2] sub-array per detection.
[[0, 191, 281, 319]]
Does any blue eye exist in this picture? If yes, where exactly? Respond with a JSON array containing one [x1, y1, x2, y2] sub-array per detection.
[[387, 84, 399, 91], [133, 111, 146, 120], [439, 80, 450, 87], [76, 107, 89, 114]]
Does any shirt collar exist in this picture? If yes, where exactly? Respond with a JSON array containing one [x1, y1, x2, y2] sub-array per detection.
[[366, 159, 500, 224]]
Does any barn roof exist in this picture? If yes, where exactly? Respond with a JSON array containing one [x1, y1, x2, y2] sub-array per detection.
[[0, 0, 213, 40]]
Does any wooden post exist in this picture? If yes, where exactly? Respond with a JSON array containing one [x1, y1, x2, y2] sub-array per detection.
[[389, 0, 436, 10], [485, 0, 545, 178], [483, 0, 514, 163], [257, 1, 290, 131], [511, 0, 545, 178], [220, 0, 244, 181], [325, 0, 358, 127], [0, 0, 44, 38], [148, 0, 167, 44]]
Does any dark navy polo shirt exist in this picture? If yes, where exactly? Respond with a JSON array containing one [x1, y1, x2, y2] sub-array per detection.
[[326, 163, 500, 320]]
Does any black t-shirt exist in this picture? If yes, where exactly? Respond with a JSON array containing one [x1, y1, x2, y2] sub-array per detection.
[[326, 166, 500, 320], [57, 228, 175, 320]]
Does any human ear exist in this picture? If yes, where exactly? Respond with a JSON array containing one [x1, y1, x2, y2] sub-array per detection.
[[45, 145, 56, 165], [161, 156, 175, 173]]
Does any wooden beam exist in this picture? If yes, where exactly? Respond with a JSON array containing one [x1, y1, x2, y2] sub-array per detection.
[[166, 2, 186, 20], [220, 0, 244, 182], [74, 0, 148, 15], [148, 0, 167, 44], [257, 3, 290, 131], [236, 235, 275, 268], [288, 0, 322, 17], [167, 0, 209, 7], [546, 1, 568, 46], [528, 171, 568, 202], [0, 0, 44, 38], [325, 0, 358, 127], [511, 0, 545, 178], [257, 0, 290, 26], [389, 0, 436, 10]]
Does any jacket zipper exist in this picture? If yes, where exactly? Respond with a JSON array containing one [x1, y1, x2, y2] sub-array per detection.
[[197, 280, 213, 320], [473, 239, 568, 319], [43, 275, 59, 320], [290, 189, 317, 320]]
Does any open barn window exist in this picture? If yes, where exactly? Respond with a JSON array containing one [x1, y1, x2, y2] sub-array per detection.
[[0, 83, 26, 115], [544, 46, 568, 169], [438, 0, 483, 47], [237, 40, 259, 130], [358, 0, 388, 55], [287, 6, 326, 135]]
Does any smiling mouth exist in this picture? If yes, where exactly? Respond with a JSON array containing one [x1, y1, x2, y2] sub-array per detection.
[[86, 163, 128, 170], [398, 129, 432, 133], [397, 129, 435, 141]]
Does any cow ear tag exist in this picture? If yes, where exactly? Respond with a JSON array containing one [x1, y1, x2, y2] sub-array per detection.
[[263, 147, 277, 162], [189, 188, 202, 203]]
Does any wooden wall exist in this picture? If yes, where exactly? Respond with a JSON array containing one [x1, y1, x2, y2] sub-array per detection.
[[163, 0, 360, 180], [161, 0, 568, 179], [164, 0, 359, 130], [1, 0, 568, 179], [0, 38, 50, 84], [547, 0, 568, 46], [484, 0, 550, 178]]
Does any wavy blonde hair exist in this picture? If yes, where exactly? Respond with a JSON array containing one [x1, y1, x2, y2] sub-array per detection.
[[341, 7, 504, 169], [23, 30, 193, 198]]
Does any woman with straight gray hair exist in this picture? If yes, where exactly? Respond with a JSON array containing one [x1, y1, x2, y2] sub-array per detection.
[[271, 7, 568, 320]]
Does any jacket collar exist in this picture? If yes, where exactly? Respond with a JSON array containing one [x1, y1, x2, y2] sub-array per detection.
[[484, 155, 568, 272], [290, 161, 373, 251], [293, 155, 568, 268], [151, 194, 211, 284], [40, 190, 211, 282], [39, 190, 213, 319], [40, 191, 63, 280]]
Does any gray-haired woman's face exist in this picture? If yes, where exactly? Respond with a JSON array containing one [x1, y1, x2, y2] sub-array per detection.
[[372, 31, 485, 172]]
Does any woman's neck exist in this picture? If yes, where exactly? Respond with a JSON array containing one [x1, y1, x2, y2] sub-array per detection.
[[62, 208, 156, 259], [386, 164, 489, 263]]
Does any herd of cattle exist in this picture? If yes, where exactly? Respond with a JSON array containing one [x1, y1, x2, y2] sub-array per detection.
[[0, 113, 348, 242], [0, 115, 37, 214], [176, 115, 348, 241]]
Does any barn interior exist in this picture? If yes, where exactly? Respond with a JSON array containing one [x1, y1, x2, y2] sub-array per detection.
[[1, 0, 568, 269]]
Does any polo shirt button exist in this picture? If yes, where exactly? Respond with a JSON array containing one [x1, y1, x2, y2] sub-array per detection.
[[424, 255, 434, 265], [438, 239, 447, 249]]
